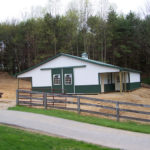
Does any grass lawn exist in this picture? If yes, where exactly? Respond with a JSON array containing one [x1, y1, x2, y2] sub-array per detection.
[[0, 125, 117, 150], [9, 106, 150, 134]]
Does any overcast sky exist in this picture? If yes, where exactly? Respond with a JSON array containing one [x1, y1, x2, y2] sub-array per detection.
[[0, 0, 148, 22]]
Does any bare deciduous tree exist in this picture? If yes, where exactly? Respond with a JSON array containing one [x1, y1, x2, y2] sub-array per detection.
[[79, 0, 92, 53]]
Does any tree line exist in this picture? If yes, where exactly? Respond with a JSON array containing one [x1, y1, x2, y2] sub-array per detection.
[[0, 6, 150, 78]]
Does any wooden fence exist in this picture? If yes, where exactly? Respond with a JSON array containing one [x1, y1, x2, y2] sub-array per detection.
[[16, 89, 150, 123]]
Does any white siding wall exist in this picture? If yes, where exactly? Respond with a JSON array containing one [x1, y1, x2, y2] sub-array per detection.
[[74, 63, 119, 85], [18, 67, 52, 87], [18, 55, 120, 87], [130, 72, 140, 83]]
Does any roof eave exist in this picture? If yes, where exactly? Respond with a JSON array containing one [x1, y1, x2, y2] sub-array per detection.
[[120, 68, 141, 73]]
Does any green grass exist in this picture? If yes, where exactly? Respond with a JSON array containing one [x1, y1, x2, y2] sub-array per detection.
[[0, 125, 116, 150], [9, 106, 150, 134]]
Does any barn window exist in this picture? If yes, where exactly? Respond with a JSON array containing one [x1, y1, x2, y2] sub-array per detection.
[[53, 74, 61, 85], [64, 74, 72, 85]]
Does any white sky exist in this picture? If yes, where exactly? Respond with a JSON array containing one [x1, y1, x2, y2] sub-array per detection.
[[0, 0, 148, 22]]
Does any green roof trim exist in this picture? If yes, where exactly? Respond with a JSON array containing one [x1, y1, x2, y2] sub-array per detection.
[[16, 53, 141, 76], [120, 67, 141, 73], [62, 53, 122, 70]]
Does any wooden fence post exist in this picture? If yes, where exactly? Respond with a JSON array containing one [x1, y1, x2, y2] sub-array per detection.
[[116, 102, 120, 121], [53, 94, 54, 107], [43, 93, 47, 109], [119, 72, 123, 93], [77, 97, 80, 114], [30, 92, 32, 107], [16, 90, 19, 106]]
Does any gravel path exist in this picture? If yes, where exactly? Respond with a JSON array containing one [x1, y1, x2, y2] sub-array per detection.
[[0, 110, 150, 150]]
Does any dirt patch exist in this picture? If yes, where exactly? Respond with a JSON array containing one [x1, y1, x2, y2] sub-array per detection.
[[83, 88, 150, 105], [0, 72, 31, 100], [0, 100, 16, 110], [0, 72, 31, 110]]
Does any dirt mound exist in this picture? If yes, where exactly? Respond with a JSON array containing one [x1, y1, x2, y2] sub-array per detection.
[[0, 72, 31, 100], [84, 88, 150, 105]]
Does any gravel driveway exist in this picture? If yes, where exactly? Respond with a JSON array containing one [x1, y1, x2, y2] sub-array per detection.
[[0, 110, 150, 150]]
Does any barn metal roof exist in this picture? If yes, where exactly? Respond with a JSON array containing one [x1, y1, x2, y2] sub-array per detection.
[[16, 53, 141, 76]]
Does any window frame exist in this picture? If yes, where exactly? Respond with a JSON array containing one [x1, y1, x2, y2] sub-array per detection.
[[53, 74, 61, 85], [64, 74, 72, 85]]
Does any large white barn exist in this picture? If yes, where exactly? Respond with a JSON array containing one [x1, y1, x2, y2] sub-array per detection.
[[17, 53, 141, 94]]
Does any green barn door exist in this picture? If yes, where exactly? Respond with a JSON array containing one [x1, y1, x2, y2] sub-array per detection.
[[63, 68, 74, 93], [52, 68, 62, 93]]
